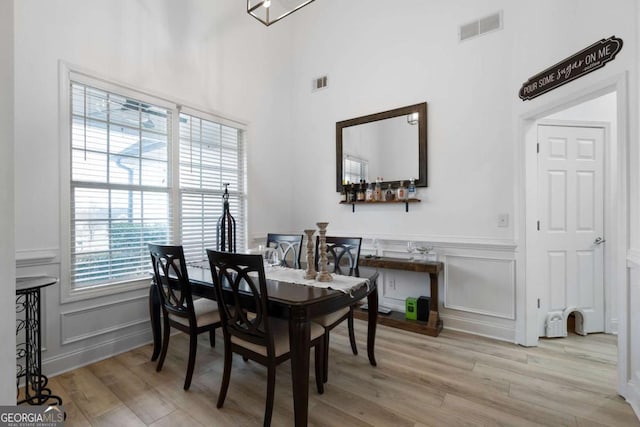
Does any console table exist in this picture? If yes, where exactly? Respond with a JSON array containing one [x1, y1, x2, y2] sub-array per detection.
[[16, 276, 62, 405], [355, 256, 444, 337]]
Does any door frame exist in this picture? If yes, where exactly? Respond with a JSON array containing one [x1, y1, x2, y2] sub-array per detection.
[[531, 119, 610, 337], [515, 73, 629, 393]]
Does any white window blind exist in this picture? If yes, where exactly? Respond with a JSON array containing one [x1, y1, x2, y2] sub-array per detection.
[[70, 83, 172, 288], [343, 155, 369, 184], [179, 113, 246, 262]]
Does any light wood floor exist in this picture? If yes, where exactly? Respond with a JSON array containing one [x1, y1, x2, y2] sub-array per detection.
[[48, 321, 639, 426]]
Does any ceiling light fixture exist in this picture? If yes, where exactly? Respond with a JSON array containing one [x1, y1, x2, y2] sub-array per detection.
[[247, 0, 316, 26]]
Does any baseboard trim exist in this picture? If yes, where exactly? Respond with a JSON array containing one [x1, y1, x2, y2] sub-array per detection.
[[43, 328, 152, 377], [625, 380, 640, 422], [441, 313, 516, 343]]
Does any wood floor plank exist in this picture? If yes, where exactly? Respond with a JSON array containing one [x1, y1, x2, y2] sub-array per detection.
[[89, 405, 146, 427], [46, 376, 92, 427], [441, 393, 552, 427], [87, 358, 176, 425], [315, 382, 417, 427], [148, 409, 205, 427], [56, 367, 124, 419], [510, 383, 637, 426], [50, 320, 638, 426]]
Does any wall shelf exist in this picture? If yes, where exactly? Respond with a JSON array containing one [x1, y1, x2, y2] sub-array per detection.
[[339, 198, 421, 212]]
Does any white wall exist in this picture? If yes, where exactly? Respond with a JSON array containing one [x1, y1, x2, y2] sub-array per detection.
[[287, 0, 635, 239], [0, 0, 16, 404]]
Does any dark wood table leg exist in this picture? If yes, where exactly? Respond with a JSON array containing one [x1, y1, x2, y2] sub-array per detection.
[[426, 272, 443, 336], [149, 282, 162, 361], [289, 306, 311, 427], [366, 283, 378, 366]]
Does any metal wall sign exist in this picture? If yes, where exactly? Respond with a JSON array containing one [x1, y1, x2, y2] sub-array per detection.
[[519, 36, 623, 101]]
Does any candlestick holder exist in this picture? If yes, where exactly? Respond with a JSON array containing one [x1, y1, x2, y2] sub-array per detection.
[[316, 222, 332, 282], [303, 229, 317, 280]]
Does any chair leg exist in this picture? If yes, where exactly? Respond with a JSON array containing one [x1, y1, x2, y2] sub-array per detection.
[[209, 328, 216, 348], [156, 317, 171, 372], [217, 342, 232, 408], [348, 309, 358, 355], [314, 340, 324, 394], [184, 332, 198, 390], [322, 331, 330, 383], [264, 365, 276, 427]]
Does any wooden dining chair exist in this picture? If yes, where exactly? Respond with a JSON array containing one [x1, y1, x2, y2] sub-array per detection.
[[266, 233, 303, 269], [148, 244, 221, 390], [313, 236, 363, 383], [206, 250, 325, 427]]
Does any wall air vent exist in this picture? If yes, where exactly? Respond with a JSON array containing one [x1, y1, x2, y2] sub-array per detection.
[[312, 75, 328, 92], [459, 11, 502, 42]]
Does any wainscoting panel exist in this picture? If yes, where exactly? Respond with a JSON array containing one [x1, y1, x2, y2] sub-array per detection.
[[444, 255, 516, 320], [60, 295, 149, 345]]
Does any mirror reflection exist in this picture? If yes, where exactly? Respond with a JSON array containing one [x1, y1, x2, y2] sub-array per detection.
[[342, 115, 418, 184], [336, 102, 427, 192]]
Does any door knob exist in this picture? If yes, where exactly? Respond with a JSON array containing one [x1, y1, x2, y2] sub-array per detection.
[[593, 237, 605, 245]]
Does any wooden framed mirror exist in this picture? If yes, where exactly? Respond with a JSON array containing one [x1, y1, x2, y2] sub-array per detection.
[[336, 102, 427, 192]]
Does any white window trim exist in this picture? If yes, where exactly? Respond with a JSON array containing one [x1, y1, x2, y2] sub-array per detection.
[[59, 62, 247, 303]]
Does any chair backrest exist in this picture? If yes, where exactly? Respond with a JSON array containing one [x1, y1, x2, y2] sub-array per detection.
[[149, 244, 195, 325], [266, 233, 303, 269], [206, 250, 275, 353], [315, 236, 362, 274]]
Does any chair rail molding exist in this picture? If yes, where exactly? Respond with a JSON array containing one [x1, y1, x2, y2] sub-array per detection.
[[16, 248, 59, 267], [362, 235, 517, 252], [441, 311, 516, 343]]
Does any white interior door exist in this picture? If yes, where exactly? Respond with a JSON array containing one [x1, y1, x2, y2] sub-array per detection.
[[536, 123, 605, 336]]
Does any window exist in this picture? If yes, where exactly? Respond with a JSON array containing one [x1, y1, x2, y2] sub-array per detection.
[[343, 155, 369, 184], [65, 70, 246, 295], [179, 112, 246, 262]]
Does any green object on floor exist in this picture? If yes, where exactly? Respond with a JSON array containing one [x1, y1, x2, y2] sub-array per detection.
[[405, 297, 417, 320]]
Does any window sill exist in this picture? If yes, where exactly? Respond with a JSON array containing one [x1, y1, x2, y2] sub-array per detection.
[[61, 276, 151, 304]]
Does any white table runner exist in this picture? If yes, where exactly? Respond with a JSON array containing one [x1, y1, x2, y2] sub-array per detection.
[[262, 266, 369, 295]]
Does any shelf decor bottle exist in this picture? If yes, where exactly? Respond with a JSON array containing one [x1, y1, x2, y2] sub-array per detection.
[[408, 178, 417, 199], [365, 181, 374, 201], [374, 177, 382, 201], [357, 180, 366, 201], [384, 184, 395, 201], [397, 181, 407, 200]]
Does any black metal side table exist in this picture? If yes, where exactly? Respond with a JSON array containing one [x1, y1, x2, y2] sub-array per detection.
[[16, 276, 62, 405]]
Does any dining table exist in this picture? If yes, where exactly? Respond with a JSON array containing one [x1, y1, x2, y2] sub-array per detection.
[[148, 263, 379, 426]]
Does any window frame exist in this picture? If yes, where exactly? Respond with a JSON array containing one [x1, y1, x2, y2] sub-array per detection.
[[59, 63, 247, 302]]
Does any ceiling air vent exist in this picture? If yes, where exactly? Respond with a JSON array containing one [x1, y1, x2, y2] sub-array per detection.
[[312, 75, 328, 92], [459, 11, 502, 42]]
